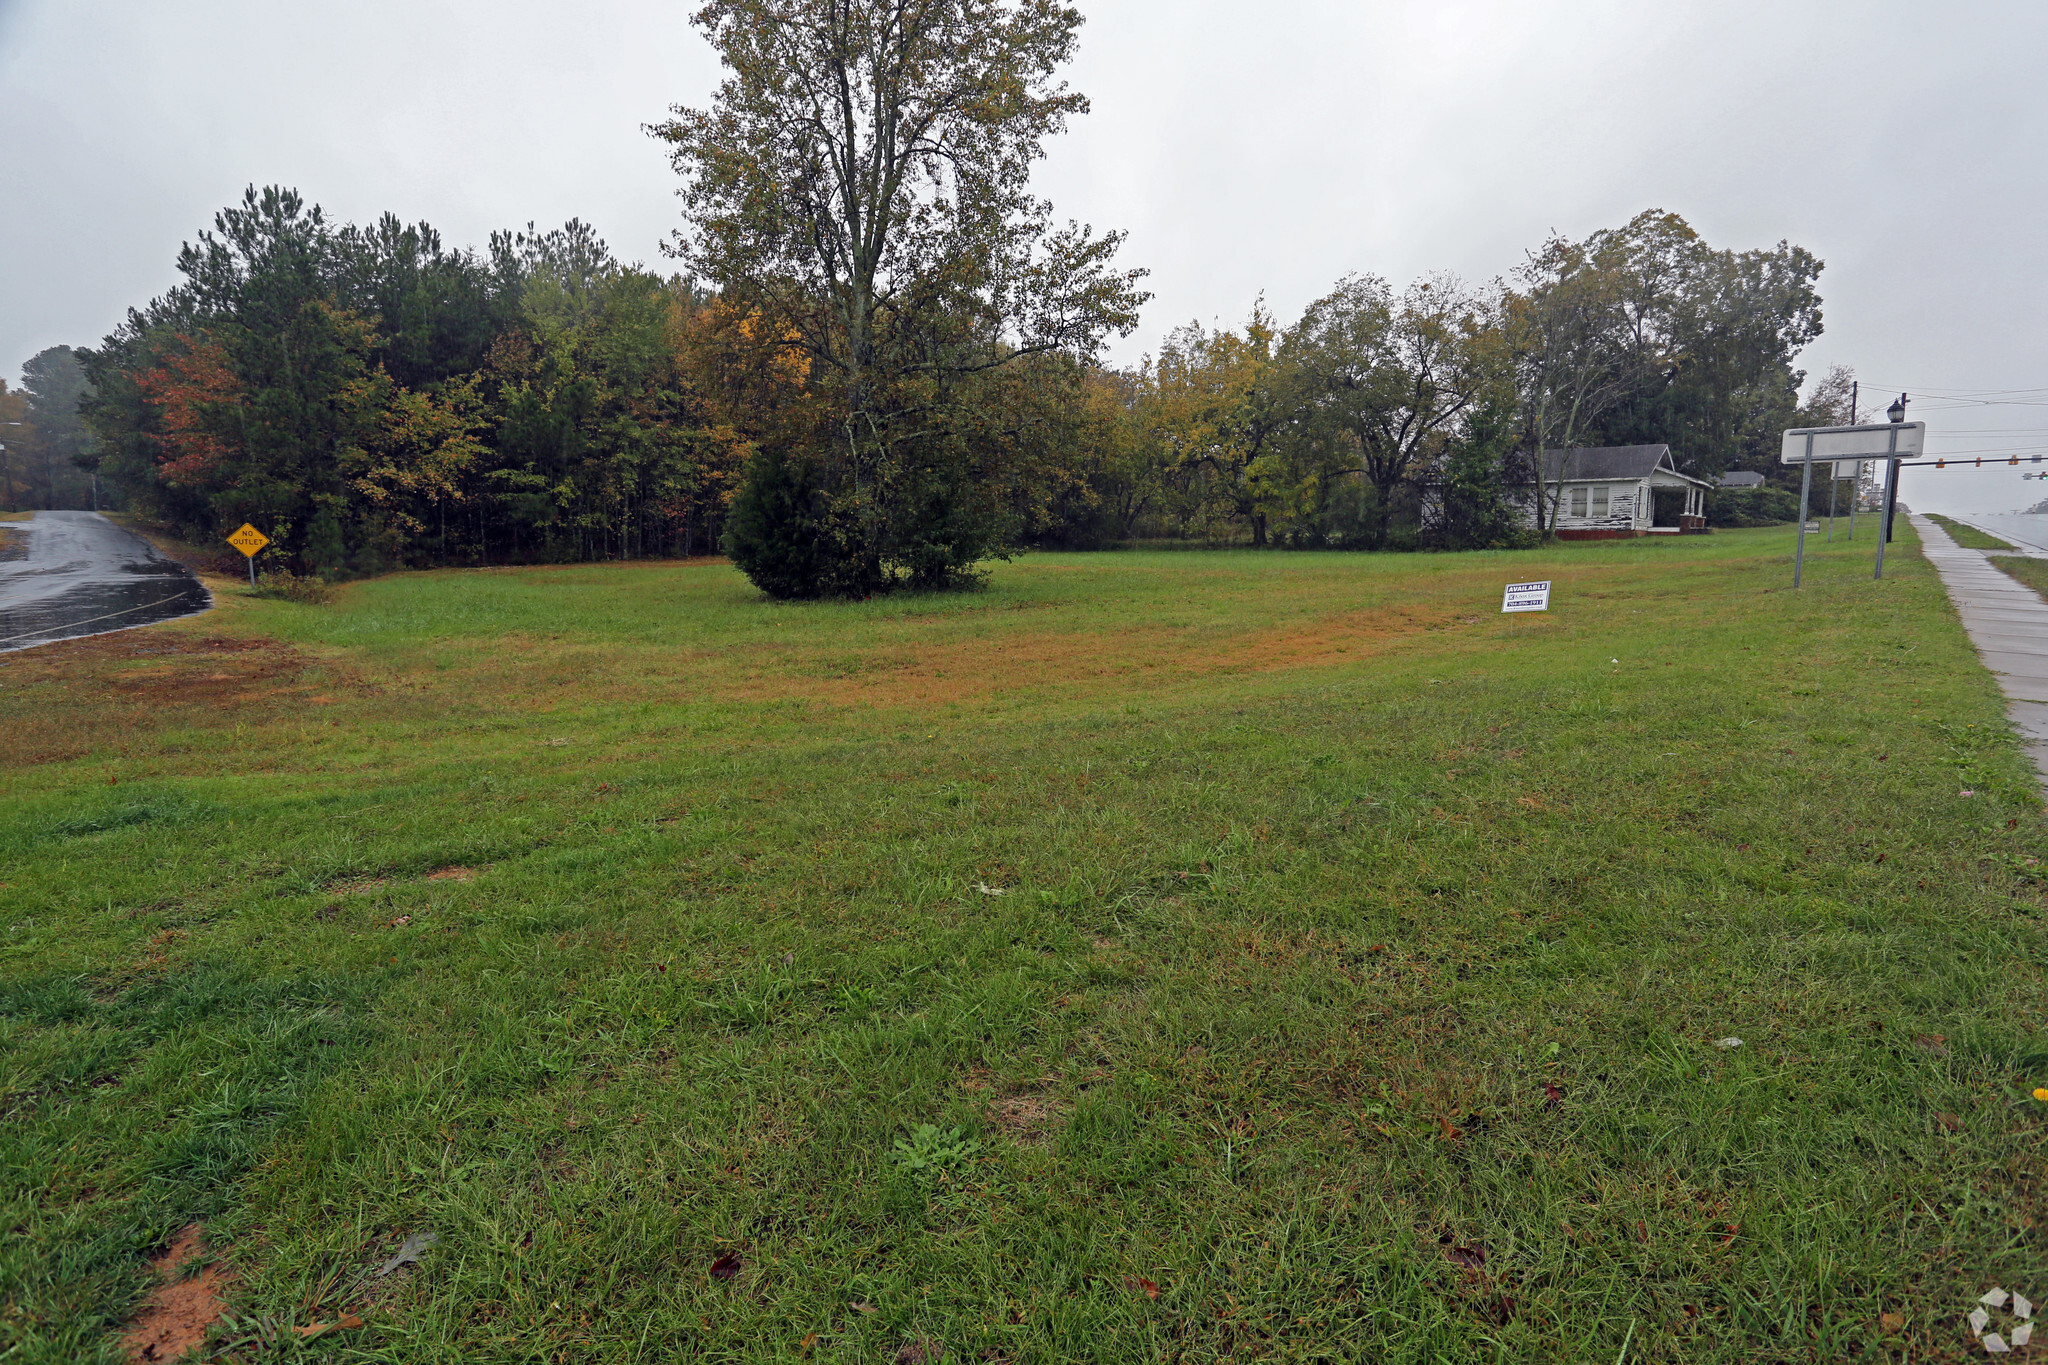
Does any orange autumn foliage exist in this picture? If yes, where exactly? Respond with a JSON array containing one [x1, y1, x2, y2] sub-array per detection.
[[135, 335, 243, 487]]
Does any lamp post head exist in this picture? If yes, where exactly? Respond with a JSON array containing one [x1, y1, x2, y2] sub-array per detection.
[[1888, 395, 1907, 423]]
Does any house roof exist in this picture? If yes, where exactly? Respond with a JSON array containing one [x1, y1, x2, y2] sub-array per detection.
[[1540, 444, 1676, 481], [1717, 471, 1767, 488]]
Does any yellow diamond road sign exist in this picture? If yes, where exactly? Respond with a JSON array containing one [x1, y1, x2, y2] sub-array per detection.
[[226, 524, 270, 558]]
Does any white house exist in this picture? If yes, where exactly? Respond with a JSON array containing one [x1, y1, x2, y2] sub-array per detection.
[[1524, 444, 1715, 540]]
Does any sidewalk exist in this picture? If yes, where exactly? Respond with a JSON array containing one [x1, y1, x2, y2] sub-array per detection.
[[1909, 511, 2048, 782]]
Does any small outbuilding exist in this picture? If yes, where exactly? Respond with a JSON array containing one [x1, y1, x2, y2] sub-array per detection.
[[1525, 444, 1715, 539]]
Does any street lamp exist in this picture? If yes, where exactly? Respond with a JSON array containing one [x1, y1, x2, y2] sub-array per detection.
[[1888, 395, 1907, 423]]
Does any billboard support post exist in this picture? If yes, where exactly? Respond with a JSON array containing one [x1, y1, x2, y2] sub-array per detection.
[[1795, 436, 1814, 588]]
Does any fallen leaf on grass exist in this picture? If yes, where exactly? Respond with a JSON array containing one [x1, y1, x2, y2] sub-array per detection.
[[1717, 1222, 1740, 1245], [1541, 1083, 1564, 1110], [1936, 1111, 1963, 1132], [1915, 1033, 1947, 1054], [1122, 1276, 1160, 1300], [374, 1230, 436, 1278], [800, 1332, 820, 1350], [1436, 1114, 1463, 1143], [850, 1301, 878, 1314], [709, 1253, 744, 1280], [291, 1312, 364, 1339], [1879, 1310, 1904, 1333], [1445, 1245, 1486, 1269], [387, 915, 412, 928]]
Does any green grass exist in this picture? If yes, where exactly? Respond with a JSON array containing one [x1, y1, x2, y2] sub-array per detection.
[[4, 526, 2047, 1363], [1992, 554, 2048, 604], [1926, 514, 2016, 552]]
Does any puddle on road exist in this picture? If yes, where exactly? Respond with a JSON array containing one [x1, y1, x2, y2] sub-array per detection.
[[0, 566, 211, 653]]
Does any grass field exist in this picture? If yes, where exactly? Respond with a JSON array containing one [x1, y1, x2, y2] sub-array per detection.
[[1925, 514, 2016, 553], [1993, 554, 2048, 605], [4, 525, 2047, 1363]]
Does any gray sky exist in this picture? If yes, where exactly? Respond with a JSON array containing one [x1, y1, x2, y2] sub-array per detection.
[[3, 0, 2042, 513]]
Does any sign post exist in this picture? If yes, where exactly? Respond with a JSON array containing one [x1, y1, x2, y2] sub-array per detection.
[[1780, 421, 1925, 585], [226, 523, 270, 588]]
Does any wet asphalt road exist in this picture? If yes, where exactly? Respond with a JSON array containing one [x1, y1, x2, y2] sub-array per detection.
[[0, 511, 211, 653], [1954, 513, 2048, 557]]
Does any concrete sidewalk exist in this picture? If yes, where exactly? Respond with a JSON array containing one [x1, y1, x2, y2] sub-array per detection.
[[1909, 511, 2048, 781]]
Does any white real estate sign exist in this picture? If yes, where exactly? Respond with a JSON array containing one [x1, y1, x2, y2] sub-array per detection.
[[1502, 580, 1551, 613]]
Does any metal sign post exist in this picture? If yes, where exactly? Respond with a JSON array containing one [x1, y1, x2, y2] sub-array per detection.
[[1794, 437, 1814, 588]]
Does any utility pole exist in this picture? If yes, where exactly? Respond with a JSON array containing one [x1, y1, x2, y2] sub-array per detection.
[[1877, 394, 1907, 571]]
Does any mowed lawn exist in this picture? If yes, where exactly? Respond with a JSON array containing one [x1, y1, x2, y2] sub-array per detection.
[[4, 526, 2046, 1364]]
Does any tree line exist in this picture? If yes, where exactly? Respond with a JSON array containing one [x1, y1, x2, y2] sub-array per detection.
[[39, 0, 1842, 596], [1, 346, 99, 511], [73, 194, 750, 575], [1063, 211, 1846, 553]]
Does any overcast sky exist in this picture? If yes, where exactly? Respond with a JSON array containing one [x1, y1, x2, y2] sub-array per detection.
[[2, 0, 2042, 512]]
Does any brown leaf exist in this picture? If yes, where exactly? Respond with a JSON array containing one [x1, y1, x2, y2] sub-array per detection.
[[800, 1333, 820, 1351], [1122, 1275, 1160, 1300], [1936, 1111, 1963, 1132], [709, 1252, 743, 1280], [1914, 1034, 1947, 1054], [1445, 1245, 1486, 1269], [1541, 1083, 1564, 1110], [1880, 1311, 1905, 1334], [1436, 1114, 1463, 1143], [1717, 1222, 1740, 1245], [291, 1312, 364, 1339]]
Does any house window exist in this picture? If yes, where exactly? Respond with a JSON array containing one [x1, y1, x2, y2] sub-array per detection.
[[1591, 486, 1610, 517], [1569, 487, 1588, 517]]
